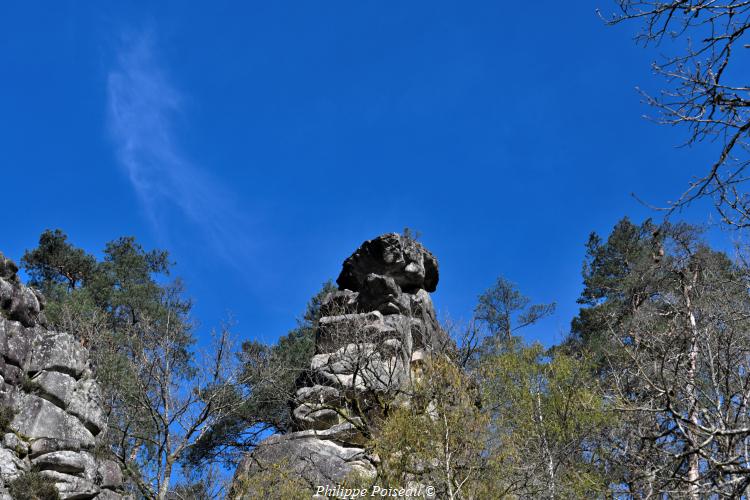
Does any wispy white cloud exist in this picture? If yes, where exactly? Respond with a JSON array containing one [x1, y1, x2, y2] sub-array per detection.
[[107, 31, 253, 266]]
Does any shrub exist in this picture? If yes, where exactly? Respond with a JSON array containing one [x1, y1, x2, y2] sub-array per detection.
[[8, 471, 60, 500], [231, 458, 312, 499], [0, 405, 16, 433], [20, 375, 41, 394]]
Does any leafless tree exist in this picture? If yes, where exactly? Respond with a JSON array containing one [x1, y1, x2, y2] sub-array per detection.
[[106, 291, 251, 500], [603, 1, 750, 226]]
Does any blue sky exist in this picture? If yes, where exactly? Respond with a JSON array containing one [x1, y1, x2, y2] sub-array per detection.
[[0, 1, 721, 347]]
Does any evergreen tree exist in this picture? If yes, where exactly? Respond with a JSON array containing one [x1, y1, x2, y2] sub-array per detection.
[[475, 276, 555, 347], [565, 217, 663, 360]]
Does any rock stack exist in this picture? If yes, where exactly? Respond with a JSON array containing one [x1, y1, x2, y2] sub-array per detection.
[[232, 233, 448, 495], [0, 252, 123, 499]]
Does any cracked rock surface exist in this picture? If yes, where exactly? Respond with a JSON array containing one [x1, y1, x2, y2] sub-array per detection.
[[0, 252, 124, 499]]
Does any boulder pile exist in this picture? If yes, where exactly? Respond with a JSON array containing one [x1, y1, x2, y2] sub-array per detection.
[[232, 233, 448, 495], [0, 252, 123, 499]]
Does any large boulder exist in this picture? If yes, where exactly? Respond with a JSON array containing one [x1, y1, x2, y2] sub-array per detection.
[[232, 433, 376, 494], [12, 394, 96, 448], [337, 233, 439, 293]]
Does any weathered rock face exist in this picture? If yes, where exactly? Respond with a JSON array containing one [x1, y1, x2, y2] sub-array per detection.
[[336, 233, 439, 294], [0, 252, 124, 499], [232, 234, 448, 497]]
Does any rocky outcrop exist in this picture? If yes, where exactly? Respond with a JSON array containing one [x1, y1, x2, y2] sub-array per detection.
[[336, 233, 439, 294], [0, 252, 124, 499], [232, 234, 448, 497]]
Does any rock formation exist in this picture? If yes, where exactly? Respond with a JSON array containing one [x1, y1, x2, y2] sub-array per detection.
[[0, 252, 124, 499], [232, 233, 448, 496]]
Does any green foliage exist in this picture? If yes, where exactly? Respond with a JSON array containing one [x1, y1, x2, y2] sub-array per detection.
[[479, 342, 610, 498], [21, 230, 180, 339], [564, 217, 664, 360], [0, 405, 16, 434], [21, 229, 98, 325], [8, 471, 60, 500], [461, 276, 555, 366], [20, 374, 41, 394], [90, 236, 175, 324], [21, 229, 96, 294], [377, 358, 489, 498], [231, 457, 313, 499], [475, 276, 555, 345], [377, 342, 609, 498]]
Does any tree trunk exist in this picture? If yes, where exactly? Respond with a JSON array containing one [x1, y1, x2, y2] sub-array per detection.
[[158, 458, 173, 500], [536, 385, 555, 499], [683, 276, 700, 500], [444, 412, 456, 500]]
